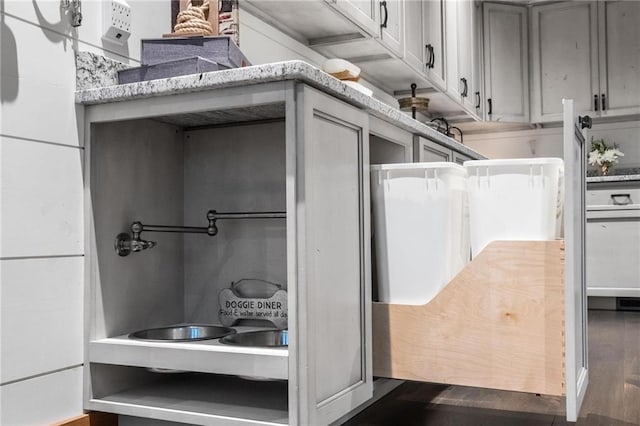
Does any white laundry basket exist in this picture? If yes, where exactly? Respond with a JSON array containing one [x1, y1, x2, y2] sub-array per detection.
[[371, 163, 470, 305], [464, 158, 564, 257]]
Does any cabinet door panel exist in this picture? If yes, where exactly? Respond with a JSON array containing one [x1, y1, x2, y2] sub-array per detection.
[[586, 213, 640, 297], [483, 2, 529, 122], [599, 1, 640, 117], [531, 2, 599, 122], [291, 85, 372, 425], [452, 151, 471, 165], [414, 136, 452, 162], [423, 0, 446, 90], [445, 0, 475, 111], [404, 0, 424, 72], [457, 0, 475, 112], [562, 99, 589, 422], [380, 0, 404, 56], [332, 0, 379, 36]]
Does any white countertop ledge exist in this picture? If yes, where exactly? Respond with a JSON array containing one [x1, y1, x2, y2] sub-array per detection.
[[75, 59, 483, 160]]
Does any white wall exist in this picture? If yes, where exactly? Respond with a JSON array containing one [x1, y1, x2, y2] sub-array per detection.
[[464, 120, 640, 171], [0, 1, 169, 424]]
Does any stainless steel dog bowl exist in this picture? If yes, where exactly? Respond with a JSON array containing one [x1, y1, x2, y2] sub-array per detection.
[[220, 329, 288, 347], [128, 325, 236, 342]]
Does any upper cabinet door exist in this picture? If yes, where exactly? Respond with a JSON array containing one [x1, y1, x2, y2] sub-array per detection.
[[331, 0, 380, 37], [457, 0, 476, 113], [445, 0, 460, 99], [483, 2, 529, 122], [379, 0, 404, 57], [423, 0, 446, 90], [531, 2, 599, 122], [290, 85, 372, 425], [598, 0, 640, 117], [445, 0, 476, 112], [404, 0, 445, 91], [404, 0, 425, 73]]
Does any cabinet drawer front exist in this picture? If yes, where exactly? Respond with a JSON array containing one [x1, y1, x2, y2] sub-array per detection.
[[586, 216, 640, 288], [586, 186, 640, 207]]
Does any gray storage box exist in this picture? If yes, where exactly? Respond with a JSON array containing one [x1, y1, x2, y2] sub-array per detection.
[[117, 56, 227, 84], [141, 36, 250, 68]]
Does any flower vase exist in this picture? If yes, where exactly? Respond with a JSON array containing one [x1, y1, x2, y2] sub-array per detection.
[[600, 164, 610, 176]]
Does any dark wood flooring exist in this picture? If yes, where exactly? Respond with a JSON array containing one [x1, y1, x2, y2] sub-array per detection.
[[344, 310, 640, 426]]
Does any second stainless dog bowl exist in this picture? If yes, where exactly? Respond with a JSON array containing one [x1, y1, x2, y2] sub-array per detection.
[[129, 325, 236, 342], [220, 329, 288, 347]]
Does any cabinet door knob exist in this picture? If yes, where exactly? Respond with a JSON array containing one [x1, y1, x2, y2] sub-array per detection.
[[601, 93, 606, 111], [380, 1, 389, 28], [594, 94, 599, 112], [488, 98, 492, 115], [461, 77, 468, 97], [475, 91, 480, 109]]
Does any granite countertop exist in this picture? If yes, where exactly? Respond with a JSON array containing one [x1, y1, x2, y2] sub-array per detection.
[[74, 52, 483, 160]]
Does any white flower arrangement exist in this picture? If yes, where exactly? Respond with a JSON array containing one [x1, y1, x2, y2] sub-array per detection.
[[588, 138, 624, 168]]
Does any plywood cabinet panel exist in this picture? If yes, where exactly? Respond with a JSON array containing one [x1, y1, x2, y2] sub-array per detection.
[[372, 241, 565, 396]]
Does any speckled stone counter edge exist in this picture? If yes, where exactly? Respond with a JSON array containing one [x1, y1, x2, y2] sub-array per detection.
[[74, 52, 484, 160], [587, 173, 640, 184], [76, 51, 131, 91]]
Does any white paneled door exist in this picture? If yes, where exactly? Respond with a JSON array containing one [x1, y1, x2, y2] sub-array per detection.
[[562, 99, 589, 422]]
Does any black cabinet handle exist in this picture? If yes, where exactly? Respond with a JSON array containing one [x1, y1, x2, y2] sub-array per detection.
[[428, 45, 435, 68], [611, 193, 632, 205], [594, 94, 599, 111], [488, 98, 492, 115], [601, 93, 606, 111], [461, 78, 468, 97], [425, 44, 433, 69], [579, 115, 592, 129], [475, 91, 480, 109], [380, 1, 388, 28]]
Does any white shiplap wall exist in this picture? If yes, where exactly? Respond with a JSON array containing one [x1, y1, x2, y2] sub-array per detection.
[[0, 1, 169, 424], [0, 2, 393, 425]]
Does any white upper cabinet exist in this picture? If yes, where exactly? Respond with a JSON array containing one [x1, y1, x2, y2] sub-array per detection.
[[531, 2, 600, 122], [404, 0, 424, 71], [445, 0, 477, 114], [331, 0, 380, 37], [404, 0, 446, 90], [597, 0, 640, 117], [482, 2, 529, 122], [379, 0, 404, 57], [424, 0, 447, 90], [532, 1, 640, 122]]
